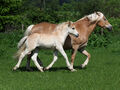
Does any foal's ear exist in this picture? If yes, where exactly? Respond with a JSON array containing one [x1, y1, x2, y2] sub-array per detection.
[[96, 12, 100, 16], [68, 21, 72, 27]]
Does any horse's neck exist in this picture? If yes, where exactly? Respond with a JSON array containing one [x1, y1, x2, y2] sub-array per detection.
[[87, 22, 97, 36], [76, 18, 97, 37]]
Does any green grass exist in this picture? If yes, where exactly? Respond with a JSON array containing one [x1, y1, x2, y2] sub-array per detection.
[[0, 31, 120, 90]]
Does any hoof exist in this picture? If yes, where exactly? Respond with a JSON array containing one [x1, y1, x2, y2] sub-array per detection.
[[80, 64, 86, 69], [44, 67, 50, 71], [40, 69, 44, 72], [12, 68, 16, 71], [71, 69, 77, 72], [13, 66, 18, 71]]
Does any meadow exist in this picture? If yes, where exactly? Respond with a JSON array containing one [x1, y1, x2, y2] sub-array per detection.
[[0, 30, 120, 90]]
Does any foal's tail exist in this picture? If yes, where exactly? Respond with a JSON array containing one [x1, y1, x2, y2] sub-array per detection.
[[24, 24, 34, 36], [14, 43, 26, 59], [15, 36, 28, 59], [17, 36, 28, 48], [17, 24, 34, 48]]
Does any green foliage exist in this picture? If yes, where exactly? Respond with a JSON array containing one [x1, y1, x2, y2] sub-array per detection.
[[1, 0, 120, 32], [0, 0, 120, 47], [0, 0, 25, 31]]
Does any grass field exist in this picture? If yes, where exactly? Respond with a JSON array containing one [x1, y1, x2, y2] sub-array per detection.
[[0, 31, 120, 90]]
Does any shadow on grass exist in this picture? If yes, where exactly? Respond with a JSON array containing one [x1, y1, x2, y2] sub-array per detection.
[[16, 65, 87, 72]]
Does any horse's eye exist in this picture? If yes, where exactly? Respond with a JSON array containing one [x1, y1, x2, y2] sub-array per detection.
[[72, 28, 75, 30]]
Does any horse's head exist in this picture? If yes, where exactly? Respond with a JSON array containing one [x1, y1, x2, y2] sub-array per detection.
[[67, 21, 79, 37], [96, 12, 112, 31], [87, 12, 112, 31]]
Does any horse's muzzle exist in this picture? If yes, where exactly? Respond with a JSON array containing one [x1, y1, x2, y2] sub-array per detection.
[[106, 25, 112, 31], [75, 34, 79, 37]]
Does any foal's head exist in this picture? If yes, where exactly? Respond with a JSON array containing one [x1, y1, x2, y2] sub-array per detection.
[[66, 21, 79, 37], [87, 12, 112, 31]]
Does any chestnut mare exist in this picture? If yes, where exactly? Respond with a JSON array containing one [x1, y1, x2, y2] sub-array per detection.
[[19, 12, 112, 71], [14, 21, 79, 72]]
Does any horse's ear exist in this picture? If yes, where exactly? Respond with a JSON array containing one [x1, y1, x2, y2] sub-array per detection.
[[68, 21, 72, 27], [87, 15, 92, 21]]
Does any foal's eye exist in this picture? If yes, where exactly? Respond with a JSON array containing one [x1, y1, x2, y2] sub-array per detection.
[[104, 18, 107, 21], [72, 28, 75, 30]]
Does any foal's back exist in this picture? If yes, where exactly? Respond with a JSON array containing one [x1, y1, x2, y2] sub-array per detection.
[[31, 22, 57, 34]]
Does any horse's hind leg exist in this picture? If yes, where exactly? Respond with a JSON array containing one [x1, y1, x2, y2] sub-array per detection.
[[31, 49, 43, 72], [45, 50, 58, 70], [13, 49, 29, 70], [79, 49, 91, 68]]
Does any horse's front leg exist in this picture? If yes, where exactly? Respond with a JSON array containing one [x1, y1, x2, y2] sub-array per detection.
[[45, 50, 58, 70], [70, 45, 79, 71], [79, 49, 91, 68]]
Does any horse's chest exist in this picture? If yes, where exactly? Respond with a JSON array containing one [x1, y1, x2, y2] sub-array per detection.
[[71, 36, 88, 47]]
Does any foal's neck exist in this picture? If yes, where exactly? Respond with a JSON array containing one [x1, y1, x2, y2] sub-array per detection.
[[58, 25, 69, 45]]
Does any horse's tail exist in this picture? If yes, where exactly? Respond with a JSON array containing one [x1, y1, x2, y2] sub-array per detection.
[[24, 24, 34, 36], [17, 36, 28, 48], [14, 42, 26, 59]]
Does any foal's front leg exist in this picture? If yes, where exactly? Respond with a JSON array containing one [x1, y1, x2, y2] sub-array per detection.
[[56, 45, 73, 71], [79, 49, 91, 68]]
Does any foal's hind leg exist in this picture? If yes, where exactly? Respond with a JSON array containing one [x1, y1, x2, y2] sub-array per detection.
[[26, 52, 43, 71], [31, 49, 43, 72], [45, 50, 58, 70], [79, 49, 91, 68], [26, 53, 33, 71], [13, 49, 29, 70]]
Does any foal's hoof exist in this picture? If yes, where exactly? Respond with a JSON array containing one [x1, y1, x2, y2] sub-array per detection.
[[71, 69, 77, 72], [44, 67, 49, 71], [13, 66, 18, 71], [40, 69, 44, 72], [80, 64, 86, 69]]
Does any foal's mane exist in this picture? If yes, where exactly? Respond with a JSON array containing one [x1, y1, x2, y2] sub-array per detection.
[[54, 22, 68, 31]]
